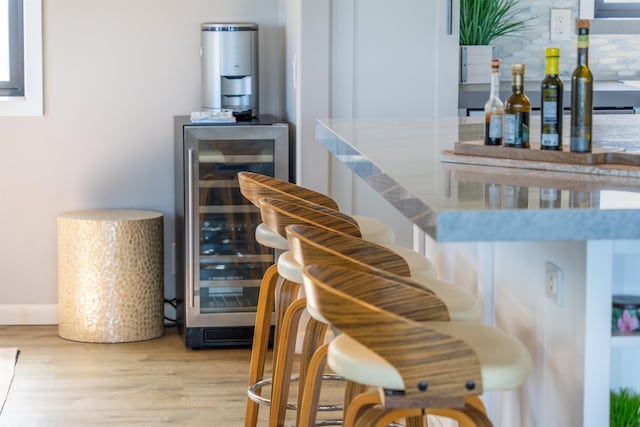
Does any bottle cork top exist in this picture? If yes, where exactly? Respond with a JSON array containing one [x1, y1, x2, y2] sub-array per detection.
[[546, 47, 560, 57], [511, 63, 525, 74], [577, 19, 590, 29], [491, 58, 500, 70]]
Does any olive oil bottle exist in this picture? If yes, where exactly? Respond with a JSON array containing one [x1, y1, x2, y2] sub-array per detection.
[[541, 48, 563, 150], [570, 20, 593, 153], [503, 63, 530, 148]]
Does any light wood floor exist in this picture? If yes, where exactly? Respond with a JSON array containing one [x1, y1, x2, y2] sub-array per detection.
[[0, 325, 291, 427]]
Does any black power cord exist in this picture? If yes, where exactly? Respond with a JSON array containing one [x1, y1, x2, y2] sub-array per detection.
[[164, 298, 177, 326]]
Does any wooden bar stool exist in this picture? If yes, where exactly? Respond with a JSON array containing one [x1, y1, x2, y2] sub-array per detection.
[[301, 264, 532, 427], [285, 223, 481, 426], [238, 171, 396, 246], [257, 198, 474, 427], [257, 199, 376, 427], [241, 186, 437, 426], [239, 174, 372, 427]]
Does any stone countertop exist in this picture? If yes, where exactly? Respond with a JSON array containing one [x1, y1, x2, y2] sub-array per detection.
[[459, 80, 640, 112], [316, 115, 640, 242]]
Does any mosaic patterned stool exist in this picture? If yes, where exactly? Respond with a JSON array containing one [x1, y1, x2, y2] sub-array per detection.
[[57, 209, 164, 343]]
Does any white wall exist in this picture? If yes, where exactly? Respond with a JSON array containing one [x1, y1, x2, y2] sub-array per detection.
[[0, 0, 285, 322]]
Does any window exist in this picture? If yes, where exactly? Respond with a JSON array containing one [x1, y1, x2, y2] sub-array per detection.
[[594, 0, 640, 18], [0, 0, 42, 116], [1, 0, 24, 96]]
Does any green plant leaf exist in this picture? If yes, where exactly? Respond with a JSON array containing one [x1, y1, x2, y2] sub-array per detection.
[[460, 0, 533, 45], [610, 388, 640, 427]]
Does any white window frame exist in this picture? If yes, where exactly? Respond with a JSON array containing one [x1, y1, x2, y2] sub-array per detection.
[[0, 0, 42, 116], [594, 0, 640, 18]]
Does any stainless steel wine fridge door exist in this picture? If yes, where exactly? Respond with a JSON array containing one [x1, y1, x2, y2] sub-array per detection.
[[175, 116, 289, 348]]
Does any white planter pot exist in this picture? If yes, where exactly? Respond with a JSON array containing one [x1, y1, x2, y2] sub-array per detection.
[[460, 45, 497, 84]]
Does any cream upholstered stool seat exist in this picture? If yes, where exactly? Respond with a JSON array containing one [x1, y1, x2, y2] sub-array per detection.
[[329, 322, 531, 392], [238, 171, 395, 246], [255, 222, 289, 250], [302, 264, 532, 427], [57, 209, 164, 343]]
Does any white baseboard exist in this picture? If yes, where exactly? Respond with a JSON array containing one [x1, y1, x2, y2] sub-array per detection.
[[0, 304, 58, 325]]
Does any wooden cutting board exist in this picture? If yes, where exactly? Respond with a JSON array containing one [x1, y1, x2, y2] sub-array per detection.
[[453, 140, 640, 167]]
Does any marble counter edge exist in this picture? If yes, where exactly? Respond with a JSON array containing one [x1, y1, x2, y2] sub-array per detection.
[[316, 118, 640, 242]]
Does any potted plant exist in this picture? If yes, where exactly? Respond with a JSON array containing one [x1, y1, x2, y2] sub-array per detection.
[[459, 0, 532, 84], [610, 388, 640, 427]]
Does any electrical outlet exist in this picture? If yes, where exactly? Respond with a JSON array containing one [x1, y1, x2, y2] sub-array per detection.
[[550, 9, 572, 41], [545, 261, 564, 305]]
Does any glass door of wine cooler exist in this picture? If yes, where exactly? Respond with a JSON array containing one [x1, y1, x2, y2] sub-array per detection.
[[175, 116, 289, 348]]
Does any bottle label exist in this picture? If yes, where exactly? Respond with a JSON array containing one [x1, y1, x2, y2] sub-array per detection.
[[577, 34, 589, 48], [503, 113, 530, 147], [543, 101, 557, 121], [489, 114, 502, 138]]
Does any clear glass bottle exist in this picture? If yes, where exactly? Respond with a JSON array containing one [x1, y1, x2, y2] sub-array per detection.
[[503, 63, 530, 148], [541, 48, 564, 151], [484, 58, 504, 146], [570, 19, 593, 153]]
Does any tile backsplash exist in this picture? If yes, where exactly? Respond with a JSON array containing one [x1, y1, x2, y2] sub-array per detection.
[[492, 0, 640, 81]]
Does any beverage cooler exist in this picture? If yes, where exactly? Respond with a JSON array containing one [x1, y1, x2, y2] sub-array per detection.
[[174, 115, 289, 348]]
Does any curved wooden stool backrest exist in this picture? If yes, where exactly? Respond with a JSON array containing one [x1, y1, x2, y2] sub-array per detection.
[[258, 197, 363, 240], [285, 223, 410, 277], [238, 171, 340, 210], [302, 264, 483, 404]]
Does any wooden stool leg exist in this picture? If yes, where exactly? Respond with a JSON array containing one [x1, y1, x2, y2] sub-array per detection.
[[268, 297, 307, 427], [464, 396, 487, 415], [297, 342, 329, 427], [272, 278, 300, 367], [344, 381, 369, 417], [426, 402, 493, 427], [406, 414, 426, 427], [245, 264, 279, 427], [343, 391, 381, 427], [296, 317, 329, 424], [354, 407, 425, 427]]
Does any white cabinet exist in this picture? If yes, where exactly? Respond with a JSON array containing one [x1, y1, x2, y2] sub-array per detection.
[[421, 237, 640, 426]]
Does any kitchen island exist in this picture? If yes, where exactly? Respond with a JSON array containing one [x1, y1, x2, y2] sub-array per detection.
[[316, 115, 640, 427]]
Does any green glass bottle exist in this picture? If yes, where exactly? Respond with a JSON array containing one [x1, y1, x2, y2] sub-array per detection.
[[570, 20, 593, 153], [504, 63, 530, 148], [541, 48, 563, 151]]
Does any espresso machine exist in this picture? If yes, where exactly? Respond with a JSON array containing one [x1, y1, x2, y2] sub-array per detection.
[[201, 23, 259, 120]]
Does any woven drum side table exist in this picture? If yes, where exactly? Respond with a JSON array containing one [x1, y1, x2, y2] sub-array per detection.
[[57, 209, 164, 343]]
